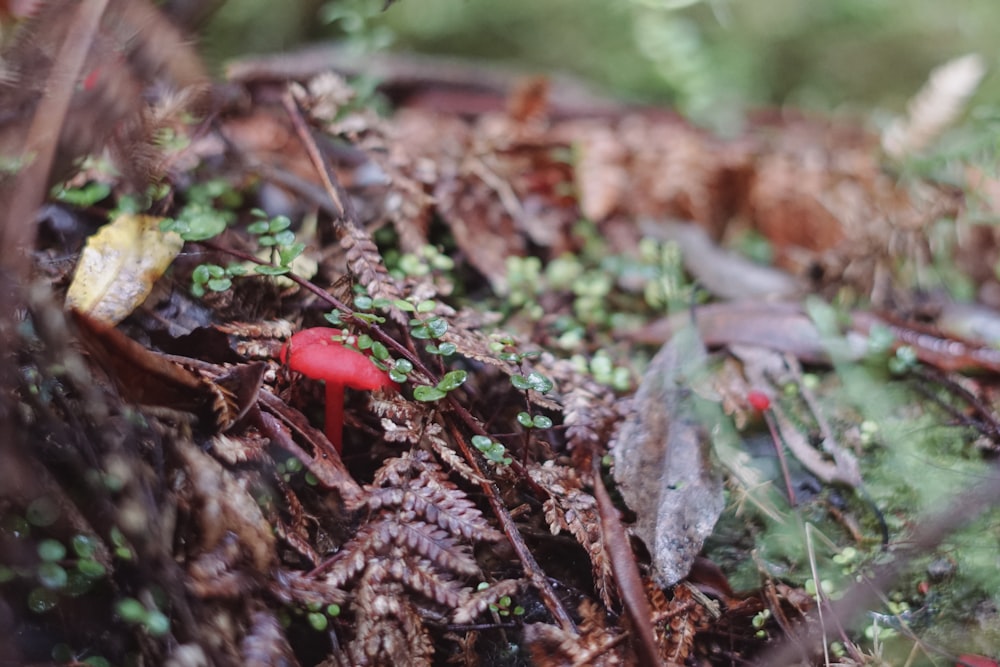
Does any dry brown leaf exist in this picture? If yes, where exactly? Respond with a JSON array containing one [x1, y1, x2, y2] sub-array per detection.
[[65, 213, 183, 324], [612, 325, 724, 588]]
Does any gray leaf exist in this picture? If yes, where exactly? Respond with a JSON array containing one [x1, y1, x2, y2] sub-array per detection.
[[612, 326, 724, 588]]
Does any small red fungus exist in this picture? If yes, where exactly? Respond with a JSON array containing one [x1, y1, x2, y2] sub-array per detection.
[[280, 327, 396, 453], [956, 655, 999, 667], [747, 390, 771, 412]]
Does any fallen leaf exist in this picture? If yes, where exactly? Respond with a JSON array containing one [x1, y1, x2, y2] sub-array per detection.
[[612, 325, 725, 588], [65, 213, 183, 324], [70, 308, 223, 428]]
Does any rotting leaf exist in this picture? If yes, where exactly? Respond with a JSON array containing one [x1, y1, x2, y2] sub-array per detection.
[[612, 325, 725, 588], [65, 213, 183, 324]]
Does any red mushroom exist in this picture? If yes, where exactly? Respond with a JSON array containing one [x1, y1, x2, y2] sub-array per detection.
[[280, 327, 396, 453]]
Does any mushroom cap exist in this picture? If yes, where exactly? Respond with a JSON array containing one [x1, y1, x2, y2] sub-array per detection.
[[280, 327, 396, 390]]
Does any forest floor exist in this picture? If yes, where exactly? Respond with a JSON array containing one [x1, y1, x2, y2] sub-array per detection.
[[2, 8, 1000, 667]]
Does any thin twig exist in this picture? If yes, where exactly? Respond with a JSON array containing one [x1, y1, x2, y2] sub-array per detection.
[[591, 455, 665, 666], [281, 89, 356, 232], [444, 419, 577, 633]]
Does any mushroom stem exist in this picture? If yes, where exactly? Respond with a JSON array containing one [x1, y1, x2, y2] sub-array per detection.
[[324, 381, 345, 453]]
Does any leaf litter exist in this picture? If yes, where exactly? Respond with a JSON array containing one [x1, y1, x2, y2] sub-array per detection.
[[1, 11, 1000, 667]]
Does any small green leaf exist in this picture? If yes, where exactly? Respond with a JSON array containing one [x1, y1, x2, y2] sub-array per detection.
[[247, 220, 270, 235], [413, 385, 447, 402], [511, 372, 553, 393], [326, 603, 341, 617], [207, 277, 232, 292], [278, 243, 305, 266], [144, 610, 170, 636], [356, 334, 373, 350], [308, 612, 328, 631], [272, 229, 296, 246], [27, 586, 59, 613], [76, 558, 106, 579], [192, 264, 212, 284], [416, 300, 436, 313], [353, 312, 385, 324], [269, 216, 291, 233], [393, 359, 413, 373], [532, 415, 553, 429], [436, 342, 457, 356], [389, 369, 408, 383], [393, 299, 416, 312], [471, 435, 493, 450], [38, 539, 66, 562], [426, 317, 448, 338], [37, 562, 67, 589], [436, 370, 467, 392], [324, 311, 343, 326], [54, 181, 112, 207], [26, 497, 59, 527], [517, 412, 533, 428], [354, 295, 373, 310], [116, 597, 146, 623], [254, 265, 291, 276], [371, 342, 389, 360]]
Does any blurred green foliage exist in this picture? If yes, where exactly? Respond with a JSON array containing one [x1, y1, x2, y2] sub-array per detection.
[[204, 0, 1000, 128]]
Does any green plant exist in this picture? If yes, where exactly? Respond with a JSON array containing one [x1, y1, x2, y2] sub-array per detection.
[[301, 599, 343, 632], [246, 209, 306, 276], [471, 435, 512, 467], [477, 582, 525, 617], [115, 595, 170, 637], [160, 179, 240, 242], [394, 298, 454, 355]]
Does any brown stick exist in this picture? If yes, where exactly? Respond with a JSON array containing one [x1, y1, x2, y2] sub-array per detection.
[[0, 0, 110, 281], [591, 456, 666, 667]]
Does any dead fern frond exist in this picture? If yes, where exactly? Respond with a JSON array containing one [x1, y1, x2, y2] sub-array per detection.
[[368, 451, 504, 541], [452, 578, 521, 624], [530, 461, 615, 608], [882, 53, 986, 160], [351, 576, 435, 667], [339, 220, 405, 306], [426, 424, 486, 485], [277, 450, 512, 664], [524, 600, 626, 667], [240, 610, 299, 667], [542, 357, 619, 451], [651, 582, 708, 664]]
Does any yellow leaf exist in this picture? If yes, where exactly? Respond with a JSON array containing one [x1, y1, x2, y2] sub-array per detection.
[[66, 214, 183, 324]]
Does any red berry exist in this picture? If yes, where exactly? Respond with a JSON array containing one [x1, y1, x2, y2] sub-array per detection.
[[747, 390, 771, 412]]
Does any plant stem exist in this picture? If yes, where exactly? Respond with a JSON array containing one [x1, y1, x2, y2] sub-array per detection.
[[325, 382, 345, 454]]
